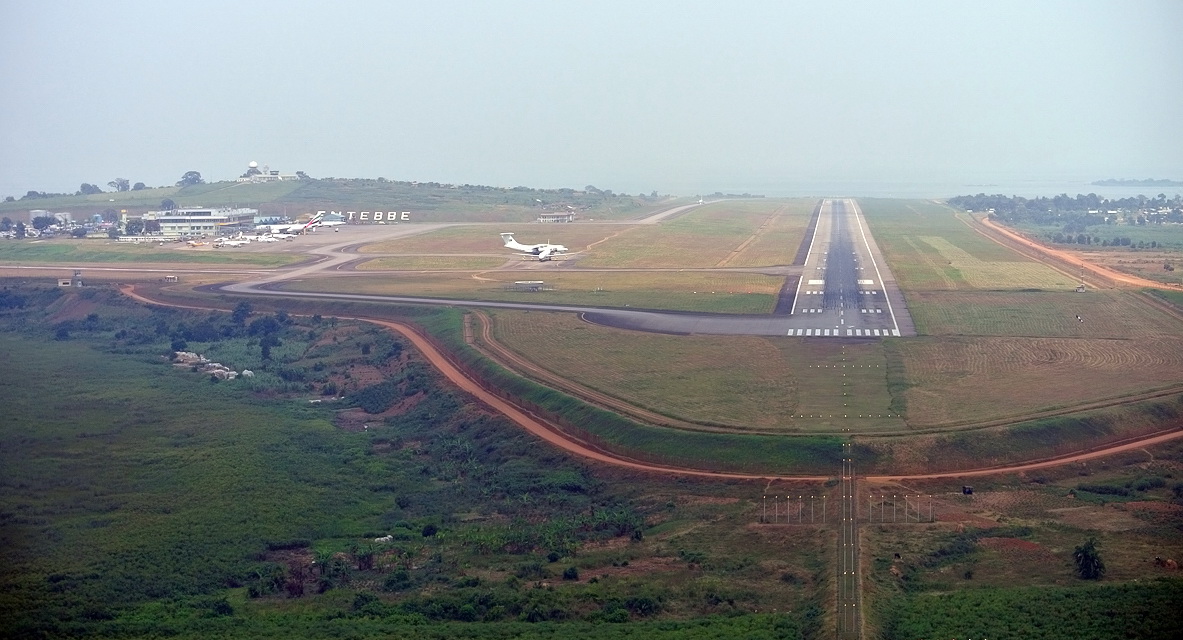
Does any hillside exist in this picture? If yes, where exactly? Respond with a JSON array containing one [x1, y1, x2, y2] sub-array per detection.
[[1, 179, 666, 223]]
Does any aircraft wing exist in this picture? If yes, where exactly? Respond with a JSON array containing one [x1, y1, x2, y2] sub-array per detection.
[[538, 246, 555, 260]]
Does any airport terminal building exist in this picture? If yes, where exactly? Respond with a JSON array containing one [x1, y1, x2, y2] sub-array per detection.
[[144, 207, 259, 238]]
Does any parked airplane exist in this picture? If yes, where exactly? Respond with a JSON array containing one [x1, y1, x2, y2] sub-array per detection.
[[215, 238, 251, 247], [308, 216, 344, 230], [256, 213, 324, 234], [500, 233, 568, 261]]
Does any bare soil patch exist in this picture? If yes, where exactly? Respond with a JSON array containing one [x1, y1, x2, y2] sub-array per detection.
[[45, 293, 101, 323], [978, 537, 1052, 556], [1048, 505, 1147, 531]]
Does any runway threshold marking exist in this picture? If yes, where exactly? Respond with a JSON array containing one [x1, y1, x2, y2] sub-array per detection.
[[791, 199, 827, 316], [849, 199, 900, 336]]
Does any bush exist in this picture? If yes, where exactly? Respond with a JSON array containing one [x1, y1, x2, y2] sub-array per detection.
[[1076, 484, 1130, 497], [1132, 476, 1166, 492], [562, 566, 579, 581]]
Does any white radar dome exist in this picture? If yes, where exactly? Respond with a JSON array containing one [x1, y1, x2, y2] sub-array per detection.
[[248, 161, 258, 168]]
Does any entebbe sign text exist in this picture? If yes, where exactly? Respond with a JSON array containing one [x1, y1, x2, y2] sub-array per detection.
[[318, 211, 411, 222]]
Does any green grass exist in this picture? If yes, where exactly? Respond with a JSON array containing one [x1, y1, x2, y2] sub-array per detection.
[[859, 199, 1069, 292], [579, 200, 812, 268], [882, 580, 1183, 640], [2, 179, 668, 223], [1015, 221, 1183, 250], [0, 240, 303, 266], [1, 285, 831, 638], [280, 272, 781, 314]]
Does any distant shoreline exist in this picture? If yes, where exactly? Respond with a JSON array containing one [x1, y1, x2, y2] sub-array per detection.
[[1092, 178, 1183, 187]]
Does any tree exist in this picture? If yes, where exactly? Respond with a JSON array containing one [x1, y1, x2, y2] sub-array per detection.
[[3, 196, 13, 202], [0, 217, 11, 232], [125, 219, 145, 235], [1073, 537, 1105, 580], [231, 301, 253, 325], [101, 208, 118, 223], [107, 178, 130, 192], [78, 183, 103, 195], [107, 228, 120, 239], [15, 221, 26, 239], [132, 182, 146, 191], [176, 171, 204, 188], [74, 228, 90, 238], [160, 198, 177, 211], [144, 220, 161, 233], [31, 215, 56, 230]]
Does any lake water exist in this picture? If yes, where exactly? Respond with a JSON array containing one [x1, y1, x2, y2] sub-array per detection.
[[684, 179, 1183, 200]]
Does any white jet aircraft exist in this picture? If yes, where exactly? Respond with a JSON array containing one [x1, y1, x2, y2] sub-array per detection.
[[500, 233, 569, 261], [256, 213, 324, 234], [308, 216, 344, 230]]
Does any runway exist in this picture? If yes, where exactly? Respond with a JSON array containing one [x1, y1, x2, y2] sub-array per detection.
[[219, 199, 915, 338]]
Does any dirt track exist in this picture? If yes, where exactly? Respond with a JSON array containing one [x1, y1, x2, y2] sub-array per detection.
[[120, 284, 1183, 481]]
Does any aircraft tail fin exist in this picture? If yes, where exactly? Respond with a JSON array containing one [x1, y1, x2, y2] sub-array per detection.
[[500, 232, 516, 247]]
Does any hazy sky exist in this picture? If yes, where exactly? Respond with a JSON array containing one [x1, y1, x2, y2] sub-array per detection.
[[1, 1, 1180, 197]]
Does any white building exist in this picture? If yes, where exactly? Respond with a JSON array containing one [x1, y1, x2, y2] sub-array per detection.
[[236, 161, 301, 183], [144, 207, 259, 237]]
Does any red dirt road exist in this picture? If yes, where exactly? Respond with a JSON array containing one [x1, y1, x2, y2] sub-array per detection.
[[120, 285, 1183, 481], [977, 216, 1183, 291], [119, 285, 820, 482]]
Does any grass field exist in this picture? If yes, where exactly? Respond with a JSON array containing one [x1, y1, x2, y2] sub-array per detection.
[[282, 271, 782, 314], [578, 200, 813, 268], [490, 310, 906, 434], [358, 224, 629, 255], [490, 310, 800, 430], [0, 289, 834, 638], [859, 199, 1071, 292], [893, 335, 1183, 427], [905, 288, 1183, 338], [356, 256, 510, 270], [0, 239, 303, 266], [863, 446, 1183, 638]]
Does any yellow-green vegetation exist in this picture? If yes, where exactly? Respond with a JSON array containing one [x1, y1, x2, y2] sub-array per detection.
[[861, 199, 1062, 291], [489, 310, 905, 433], [358, 223, 627, 255], [579, 199, 813, 268], [171, 179, 307, 206], [491, 310, 799, 430], [772, 340, 904, 431], [356, 256, 509, 270], [858, 200, 1183, 428], [913, 234, 1075, 289], [863, 447, 1183, 639], [0, 285, 829, 639], [2, 179, 667, 224], [0, 239, 303, 266], [892, 334, 1183, 427], [282, 271, 782, 314]]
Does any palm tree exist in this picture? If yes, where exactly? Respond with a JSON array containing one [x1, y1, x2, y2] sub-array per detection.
[[1073, 537, 1106, 580]]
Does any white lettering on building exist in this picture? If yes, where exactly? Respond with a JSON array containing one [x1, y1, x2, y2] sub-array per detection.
[[316, 210, 412, 223]]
